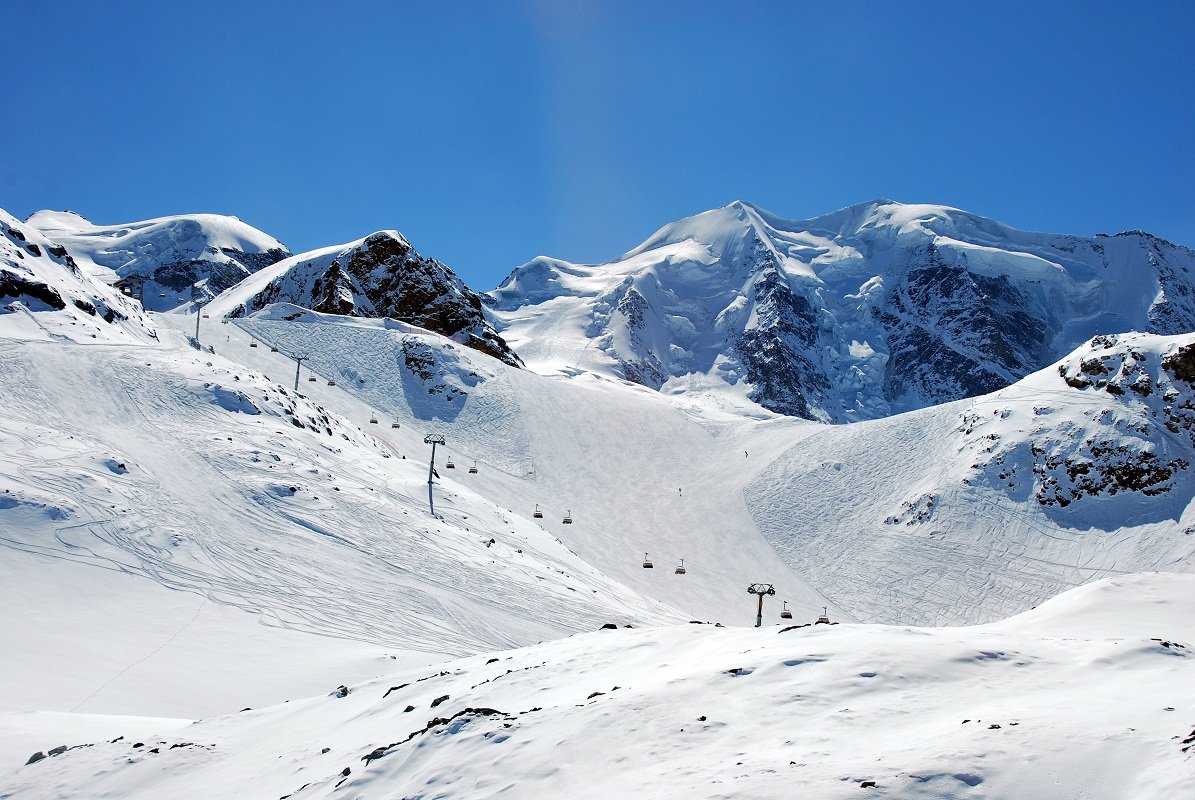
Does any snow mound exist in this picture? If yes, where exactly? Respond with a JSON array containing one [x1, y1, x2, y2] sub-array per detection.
[[6, 572, 1193, 799]]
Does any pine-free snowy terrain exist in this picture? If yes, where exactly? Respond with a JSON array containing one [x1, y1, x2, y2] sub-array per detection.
[[3, 200, 1195, 797], [6, 574, 1194, 799]]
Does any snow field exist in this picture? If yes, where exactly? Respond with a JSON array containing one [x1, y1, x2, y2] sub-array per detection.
[[5, 573, 1193, 799]]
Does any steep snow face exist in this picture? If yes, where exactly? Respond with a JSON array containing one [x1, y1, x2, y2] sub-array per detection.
[[0, 209, 155, 343], [26, 209, 290, 312], [218, 232, 522, 367], [6, 573, 1194, 800], [747, 332, 1195, 627], [491, 200, 1195, 422]]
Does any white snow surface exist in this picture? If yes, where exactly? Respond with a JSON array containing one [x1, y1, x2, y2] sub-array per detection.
[[4, 573, 1194, 799]]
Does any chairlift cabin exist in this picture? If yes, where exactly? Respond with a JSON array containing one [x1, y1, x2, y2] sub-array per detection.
[[327, 379, 336, 386], [391, 422, 400, 428], [816, 606, 830, 624], [780, 602, 792, 620], [159, 292, 166, 298], [468, 461, 478, 474], [202, 313, 210, 319], [308, 376, 317, 382], [562, 510, 573, 524], [445, 457, 455, 469], [369, 415, 378, 424], [271, 346, 278, 352], [642, 552, 653, 569], [674, 558, 686, 575], [532, 504, 543, 519], [249, 342, 257, 348], [177, 297, 185, 302]]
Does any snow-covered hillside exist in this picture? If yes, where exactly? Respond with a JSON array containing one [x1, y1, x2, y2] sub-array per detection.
[[4, 196, 1195, 797], [1, 210, 155, 342], [6, 573, 1193, 800], [491, 200, 1195, 421], [26, 209, 290, 312], [215, 231, 521, 366], [748, 332, 1195, 626]]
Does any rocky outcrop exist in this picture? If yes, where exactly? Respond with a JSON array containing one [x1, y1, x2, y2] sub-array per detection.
[[236, 232, 522, 368]]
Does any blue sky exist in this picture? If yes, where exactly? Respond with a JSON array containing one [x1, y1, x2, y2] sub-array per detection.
[[4, 1, 1192, 288]]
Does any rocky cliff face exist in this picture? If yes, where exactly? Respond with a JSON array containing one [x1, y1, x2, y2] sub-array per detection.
[[232, 231, 522, 368], [490, 200, 1195, 421]]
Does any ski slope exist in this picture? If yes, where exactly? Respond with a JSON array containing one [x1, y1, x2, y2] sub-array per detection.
[[6, 573, 1194, 799]]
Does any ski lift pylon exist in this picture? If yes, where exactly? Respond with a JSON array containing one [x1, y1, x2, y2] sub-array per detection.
[[642, 552, 653, 569]]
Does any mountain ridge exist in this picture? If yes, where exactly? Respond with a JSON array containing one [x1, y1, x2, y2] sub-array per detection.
[[490, 199, 1195, 422]]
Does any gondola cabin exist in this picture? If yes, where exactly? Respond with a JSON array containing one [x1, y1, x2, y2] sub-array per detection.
[[780, 602, 792, 620], [816, 606, 830, 624]]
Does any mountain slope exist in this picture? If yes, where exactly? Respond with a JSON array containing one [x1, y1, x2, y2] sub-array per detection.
[[490, 200, 1195, 421], [215, 231, 521, 367], [26, 209, 290, 312], [6, 573, 1193, 800], [746, 331, 1195, 626], [1, 209, 155, 342]]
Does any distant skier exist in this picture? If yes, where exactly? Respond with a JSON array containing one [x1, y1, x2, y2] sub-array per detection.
[[745, 450, 748, 458]]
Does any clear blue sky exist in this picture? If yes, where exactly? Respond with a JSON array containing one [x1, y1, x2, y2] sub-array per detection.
[[4, 1, 1192, 288]]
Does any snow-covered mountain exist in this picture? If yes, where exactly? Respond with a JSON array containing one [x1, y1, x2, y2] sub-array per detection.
[[4, 197, 1195, 798], [217, 231, 522, 367], [491, 200, 1195, 421], [26, 209, 290, 312], [1, 210, 155, 342]]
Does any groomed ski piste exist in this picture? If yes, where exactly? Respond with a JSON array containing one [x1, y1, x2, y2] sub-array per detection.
[[3, 210, 1195, 797]]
